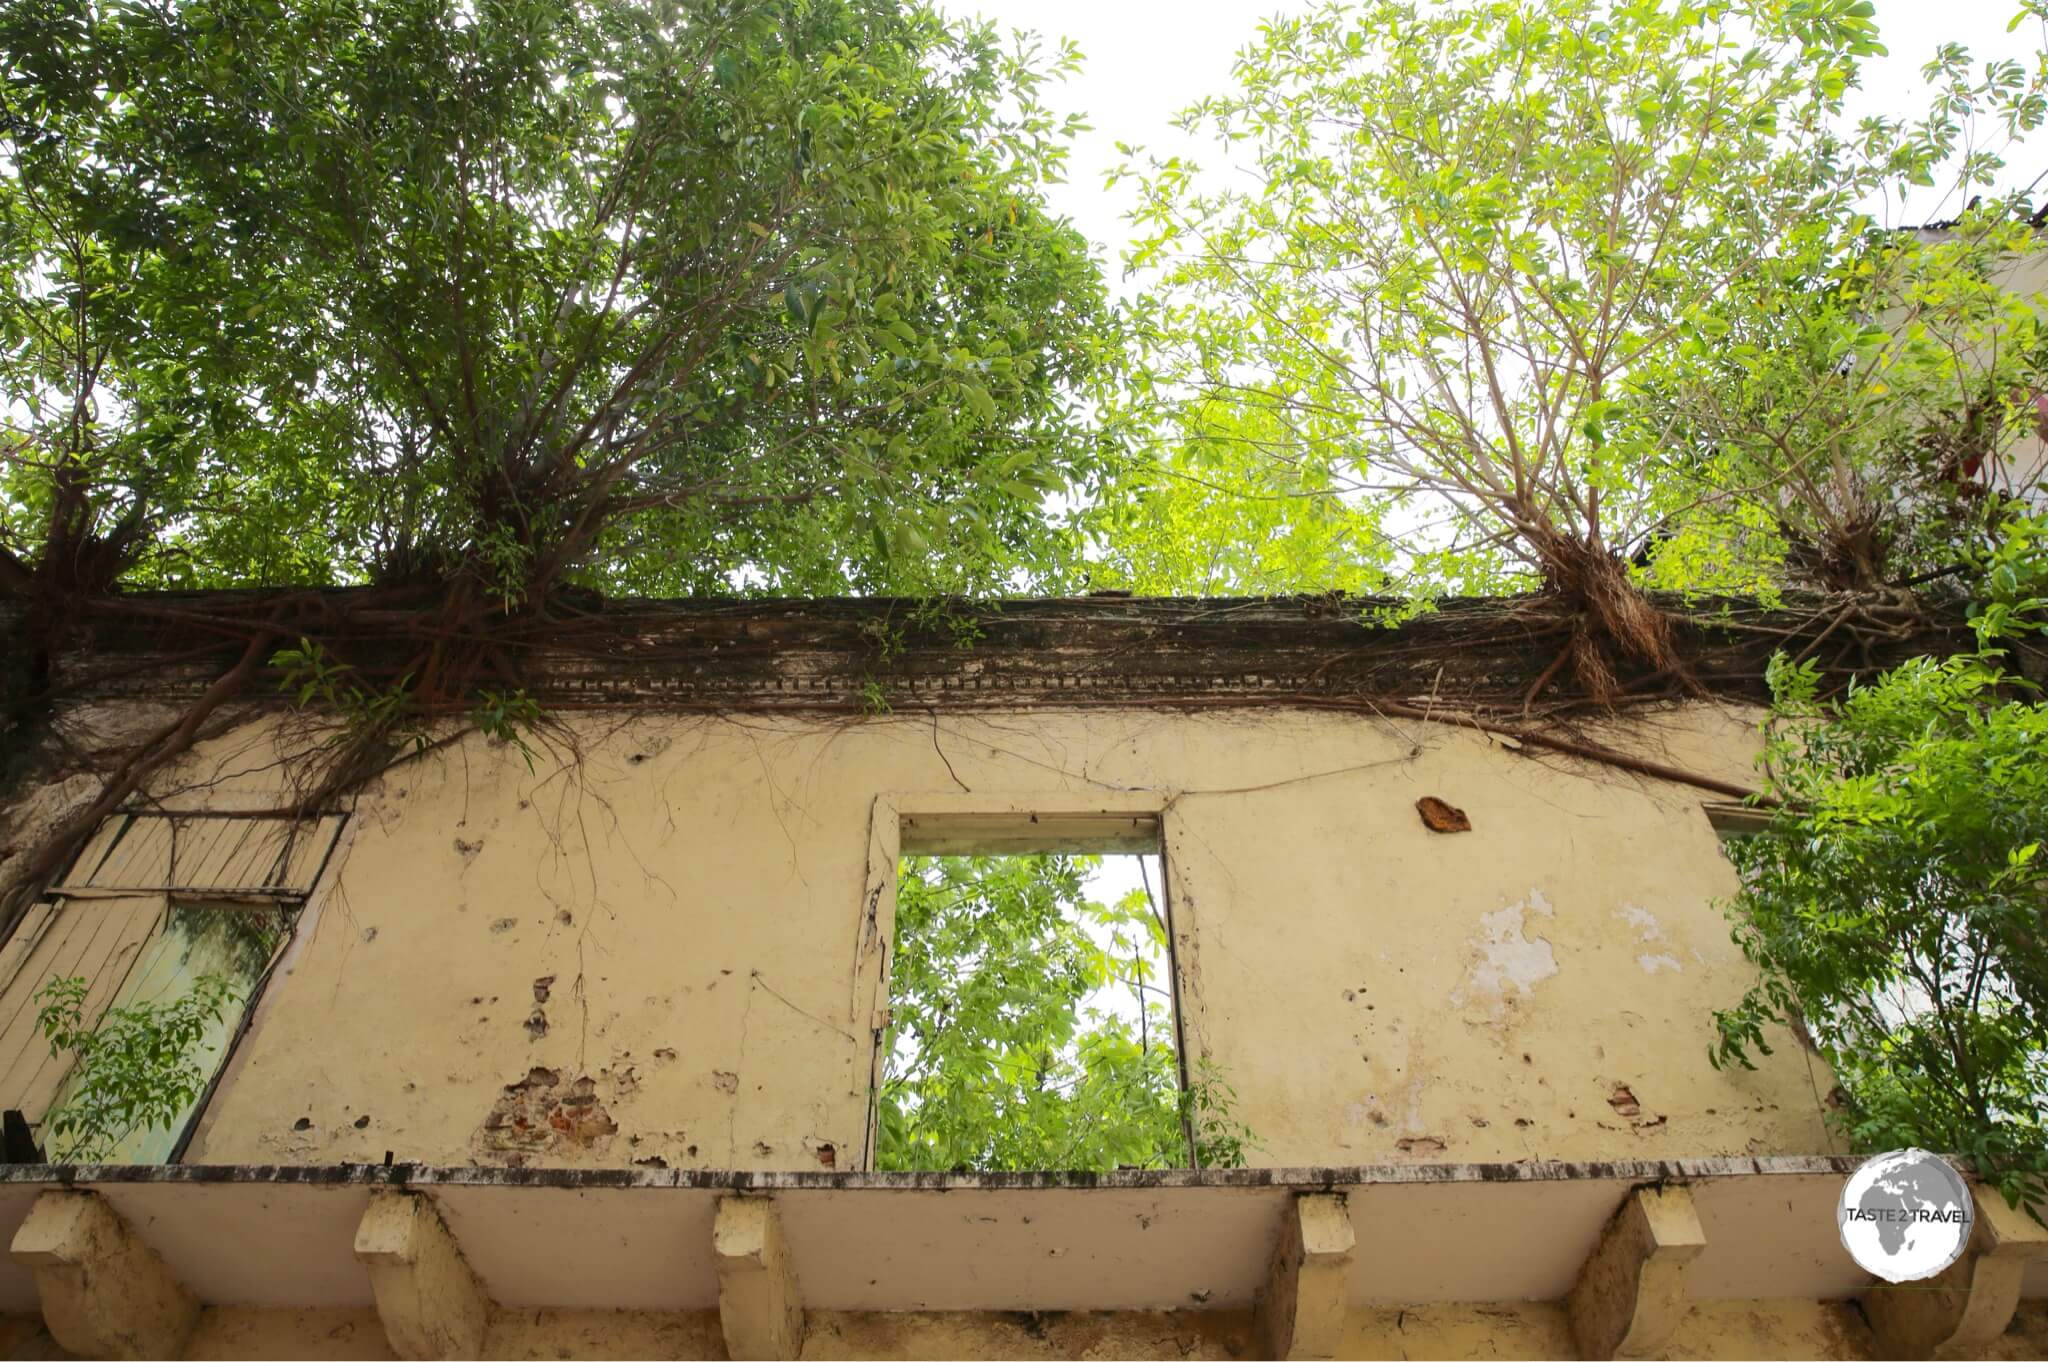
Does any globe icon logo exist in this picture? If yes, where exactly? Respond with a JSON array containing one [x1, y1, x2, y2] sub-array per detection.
[[1837, 1148, 1975, 1283]]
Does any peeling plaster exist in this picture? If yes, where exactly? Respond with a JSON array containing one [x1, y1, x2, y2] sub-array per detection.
[[1614, 906, 1683, 975], [1453, 889, 1560, 1014], [1614, 904, 1665, 941], [474, 1068, 621, 1165]]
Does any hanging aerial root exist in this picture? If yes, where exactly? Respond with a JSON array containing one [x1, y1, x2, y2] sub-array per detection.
[[1528, 527, 1685, 704]]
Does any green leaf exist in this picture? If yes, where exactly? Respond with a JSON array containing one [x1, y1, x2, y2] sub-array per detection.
[[962, 383, 997, 424]]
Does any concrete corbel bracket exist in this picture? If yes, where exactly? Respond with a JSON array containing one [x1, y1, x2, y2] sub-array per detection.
[[353, 1188, 493, 1360], [1566, 1183, 1707, 1361], [1255, 1191, 1357, 1360], [1863, 1188, 2048, 1361], [9, 1188, 201, 1360], [715, 1194, 806, 1361]]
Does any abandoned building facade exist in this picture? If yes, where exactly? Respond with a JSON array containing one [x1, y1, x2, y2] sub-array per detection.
[[0, 594, 2040, 1360]]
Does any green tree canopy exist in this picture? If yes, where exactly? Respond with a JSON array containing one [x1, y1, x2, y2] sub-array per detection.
[[1714, 519, 2048, 1209], [1092, 0, 2048, 682], [1, 0, 1115, 611], [878, 853, 1251, 1172]]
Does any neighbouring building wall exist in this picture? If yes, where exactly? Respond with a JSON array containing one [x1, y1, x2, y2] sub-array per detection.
[[1900, 229, 2048, 509], [0, 698, 1831, 1173]]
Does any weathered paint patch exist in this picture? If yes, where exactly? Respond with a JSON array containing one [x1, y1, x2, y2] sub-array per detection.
[[1614, 906, 1683, 974], [1614, 904, 1665, 940], [475, 1067, 620, 1165], [1453, 889, 1559, 1014]]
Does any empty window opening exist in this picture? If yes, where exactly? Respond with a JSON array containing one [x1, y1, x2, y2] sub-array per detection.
[[877, 849, 1190, 1172]]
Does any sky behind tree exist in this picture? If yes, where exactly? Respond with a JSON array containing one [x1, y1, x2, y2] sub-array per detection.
[[943, 0, 2037, 289]]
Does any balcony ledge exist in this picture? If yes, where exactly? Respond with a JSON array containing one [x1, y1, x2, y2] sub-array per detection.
[[0, 1155, 2029, 1317]]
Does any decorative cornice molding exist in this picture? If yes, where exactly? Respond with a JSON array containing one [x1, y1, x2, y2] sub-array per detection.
[[17, 590, 1978, 714]]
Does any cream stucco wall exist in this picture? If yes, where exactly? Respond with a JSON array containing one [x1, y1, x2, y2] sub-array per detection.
[[13, 698, 1827, 1174]]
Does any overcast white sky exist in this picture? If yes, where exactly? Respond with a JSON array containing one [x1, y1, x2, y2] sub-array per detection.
[[942, 0, 2041, 288]]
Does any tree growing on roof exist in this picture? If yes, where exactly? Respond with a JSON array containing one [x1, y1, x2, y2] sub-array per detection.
[[0, 0, 1121, 872], [0, 0, 1115, 623], [1095, 0, 2048, 694]]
